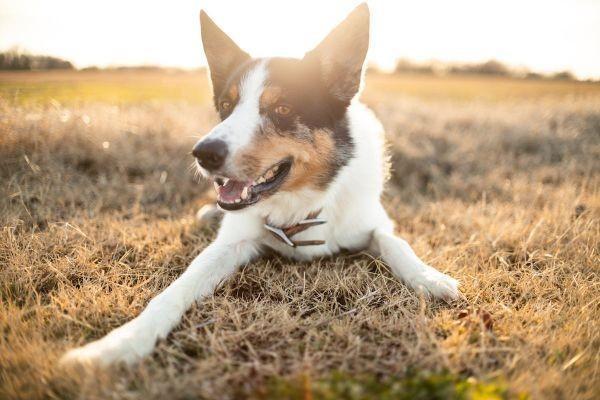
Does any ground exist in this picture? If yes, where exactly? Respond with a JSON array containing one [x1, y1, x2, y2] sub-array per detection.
[[0, 70, 598, 399]]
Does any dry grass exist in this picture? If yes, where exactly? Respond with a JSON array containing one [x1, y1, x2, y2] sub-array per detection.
[[0, 71, 599, 399]]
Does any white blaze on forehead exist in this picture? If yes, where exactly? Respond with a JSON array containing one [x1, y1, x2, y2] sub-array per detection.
[[239, 59, 269, 109], [207, 59, 269, 155]]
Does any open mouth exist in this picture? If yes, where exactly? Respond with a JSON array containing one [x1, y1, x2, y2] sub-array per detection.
[[213, 158, 292, 211]]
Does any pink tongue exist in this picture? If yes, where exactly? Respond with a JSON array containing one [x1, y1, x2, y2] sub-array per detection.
[[218, 180, 248, 202]]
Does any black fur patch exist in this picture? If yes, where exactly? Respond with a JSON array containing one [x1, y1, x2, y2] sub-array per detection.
[[266, 58, 348, 127], [264, 57, 355, 184]]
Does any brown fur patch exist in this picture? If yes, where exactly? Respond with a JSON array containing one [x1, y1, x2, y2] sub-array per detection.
[[236, 126, 337, 192], [259, 87, 282, 109], [228, 84, 239, 102]]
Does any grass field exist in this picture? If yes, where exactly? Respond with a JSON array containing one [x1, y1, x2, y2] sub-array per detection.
[[1, 70, 599, 399]]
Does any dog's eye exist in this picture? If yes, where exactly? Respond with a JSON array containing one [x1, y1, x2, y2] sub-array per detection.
[[274, 105, 291, 116], [220, 101, 232, 112]]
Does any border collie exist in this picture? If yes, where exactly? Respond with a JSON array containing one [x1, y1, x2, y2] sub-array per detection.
[[61, 3, 459, 366]]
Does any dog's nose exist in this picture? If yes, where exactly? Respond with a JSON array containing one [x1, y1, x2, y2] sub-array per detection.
[[192, 139, 228, 171]]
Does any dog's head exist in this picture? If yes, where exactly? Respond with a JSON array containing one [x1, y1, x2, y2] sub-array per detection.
[[193, 4, 369, 211]]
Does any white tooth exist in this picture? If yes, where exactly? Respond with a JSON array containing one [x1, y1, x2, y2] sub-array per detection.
[[241, 186, 248, 200], [273, 165, 279, 172], [235, 198, 241, 203], [265, 170, 274, 180], [214, 182, 220, 191], [257, 177, 266, 184], [223, 178, 230, 185]]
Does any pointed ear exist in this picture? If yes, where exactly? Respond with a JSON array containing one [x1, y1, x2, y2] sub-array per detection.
[[304, 3, 370, 103], [200, 10, 250, 97]]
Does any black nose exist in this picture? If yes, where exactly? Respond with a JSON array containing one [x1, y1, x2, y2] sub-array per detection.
[[192, 139, 228, 171]]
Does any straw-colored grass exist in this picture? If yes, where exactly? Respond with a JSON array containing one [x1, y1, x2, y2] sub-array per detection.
[[0, 71, 598, 399]]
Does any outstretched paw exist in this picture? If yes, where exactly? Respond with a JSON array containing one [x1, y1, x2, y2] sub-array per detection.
[[60, 322, 156, 367], [407, 266, 460, 302]]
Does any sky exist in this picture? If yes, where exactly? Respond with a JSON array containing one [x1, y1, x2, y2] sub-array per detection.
[[1, 0, 599, 79]]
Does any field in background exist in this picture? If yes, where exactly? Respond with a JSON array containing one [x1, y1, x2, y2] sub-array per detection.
[[0, 71, 599, 399], [0, 70, 211, 105], [2, 69, 600, 105]]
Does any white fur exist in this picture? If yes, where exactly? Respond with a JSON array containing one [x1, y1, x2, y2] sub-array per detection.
[[61, 64, 460, 368], [196, 60, 268, 178]]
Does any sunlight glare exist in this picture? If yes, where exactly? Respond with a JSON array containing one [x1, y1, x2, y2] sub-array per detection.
[[0, 0, 598, 78]]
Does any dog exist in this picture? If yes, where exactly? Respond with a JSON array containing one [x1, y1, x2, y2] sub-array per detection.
[[61, 3, 459, 366]]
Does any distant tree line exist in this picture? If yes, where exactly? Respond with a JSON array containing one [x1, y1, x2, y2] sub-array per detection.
[[392, 58, 577, 81], [0, 50, 73, 70], [0, 48, 582, 81]]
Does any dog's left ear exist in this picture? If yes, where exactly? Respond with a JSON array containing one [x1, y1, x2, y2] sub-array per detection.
[[304, 3, 370, 103], [200, 10, 250, 98]]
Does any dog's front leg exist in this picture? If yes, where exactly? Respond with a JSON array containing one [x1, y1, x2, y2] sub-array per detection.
[[370, 225, 460, 301], [60, 237, 259, 366]]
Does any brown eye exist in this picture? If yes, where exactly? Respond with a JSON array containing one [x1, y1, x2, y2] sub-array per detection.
[[274, 105, 291, 116], [220, 101, 232, 112]]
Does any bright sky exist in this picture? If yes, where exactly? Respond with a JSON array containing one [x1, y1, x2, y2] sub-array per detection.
[[1, 0, 599, 79]]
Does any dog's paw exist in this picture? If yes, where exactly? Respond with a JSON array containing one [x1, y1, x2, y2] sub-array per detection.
[[196, 203, 222, 227], [60, 322, 156, 367], [406, 266, 460, 302]]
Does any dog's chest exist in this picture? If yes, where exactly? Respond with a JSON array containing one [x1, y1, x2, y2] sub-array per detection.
[[261, 208, 373, 261]]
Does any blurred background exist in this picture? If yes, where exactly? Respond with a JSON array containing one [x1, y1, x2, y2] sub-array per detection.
[[1, 1, 599, 400]]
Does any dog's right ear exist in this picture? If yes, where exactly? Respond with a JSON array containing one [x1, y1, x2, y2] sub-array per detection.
[[303, 3, 370, 104], [200, 10, 250, 98]]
